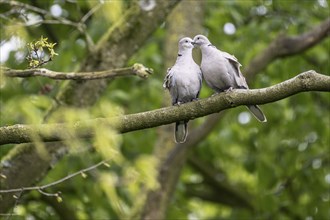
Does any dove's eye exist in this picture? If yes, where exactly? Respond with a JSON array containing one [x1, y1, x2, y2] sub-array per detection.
[[185, 40, 188, 43]]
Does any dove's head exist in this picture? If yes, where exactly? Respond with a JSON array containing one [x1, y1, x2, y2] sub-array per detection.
[[178, 37, 194, 51], [193, 35, 210, 47]]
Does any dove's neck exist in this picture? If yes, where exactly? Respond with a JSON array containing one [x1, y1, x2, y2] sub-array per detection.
[[200, 44, 217, 59], [175, 49, 193, 64]]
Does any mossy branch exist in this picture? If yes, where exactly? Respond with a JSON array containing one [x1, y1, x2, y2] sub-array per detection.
[[0, 70, 329, 146], [2, 63, 153, 80]]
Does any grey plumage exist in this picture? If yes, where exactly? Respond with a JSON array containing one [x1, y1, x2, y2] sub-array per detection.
[[163, 37, 202, 143], [193, 34, 267, 122]]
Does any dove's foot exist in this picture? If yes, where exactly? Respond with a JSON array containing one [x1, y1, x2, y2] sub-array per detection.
[[174, 102, 183, 106], [224, 87, 234, 93]]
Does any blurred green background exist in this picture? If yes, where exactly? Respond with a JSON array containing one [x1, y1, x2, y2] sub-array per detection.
[[0, 0, 329, 219]]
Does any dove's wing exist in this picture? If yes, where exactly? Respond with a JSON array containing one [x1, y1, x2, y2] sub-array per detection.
[[163, 67, 173, 89], [196, 66, 203, 98], [221, 51, 248, 89], [163, 66, 179, 105]]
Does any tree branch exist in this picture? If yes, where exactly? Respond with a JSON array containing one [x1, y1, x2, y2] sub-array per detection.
[[184, 185, 249, 209], [245, 18, 330, 80], [0, 160, 108, 194], [2, 63, 153, 80], [0, 0, 82, 29], [141, 2, 204, 219], [187, 155, 254, 210], [0, 71, 328, 146]]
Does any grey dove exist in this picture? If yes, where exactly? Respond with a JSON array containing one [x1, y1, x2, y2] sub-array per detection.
[[193, 34, 267, 122], [163, 37, 202, 143]]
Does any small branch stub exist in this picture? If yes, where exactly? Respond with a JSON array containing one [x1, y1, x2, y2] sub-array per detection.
[[132, 63, 153, 78]]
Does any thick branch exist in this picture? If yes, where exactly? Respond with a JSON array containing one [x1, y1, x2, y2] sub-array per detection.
[[185, 186, 249, 209], [187, 155, 254, 210], [141, 2, 204, 219], [245, 18, 330, 80], [0, 71, 328, 146], [2, 64, 153, 80]]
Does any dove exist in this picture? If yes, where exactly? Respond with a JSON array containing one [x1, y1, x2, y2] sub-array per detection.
[[193, 34, 267, 122], [163, 37, 202, 143]]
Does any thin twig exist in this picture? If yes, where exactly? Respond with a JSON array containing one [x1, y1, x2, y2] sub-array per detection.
[[0, 0, 93, 47], [80, 2, 103, 24], [0, 0, 50, 16], [78, 2, 103, 49], [0, 160, 109, 194], [5, 190, 23, 220], [7, 19, 80, 28], [0, 0, 78, 26]]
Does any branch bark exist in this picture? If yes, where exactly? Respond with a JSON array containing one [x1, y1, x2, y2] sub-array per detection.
[[2, 64, 153, 80], [0, 71, 328, 146]]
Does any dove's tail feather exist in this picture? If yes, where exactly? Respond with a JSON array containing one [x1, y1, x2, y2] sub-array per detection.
[[247, 105, 267, 122], [175, 121, 188, 143]]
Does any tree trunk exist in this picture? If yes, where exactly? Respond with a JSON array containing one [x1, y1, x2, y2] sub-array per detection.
[[141, 1, 204, 219]]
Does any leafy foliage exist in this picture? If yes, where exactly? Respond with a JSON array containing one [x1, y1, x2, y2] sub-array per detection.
[[26, 36, 58, 68], [0, 0, 329, 220]]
